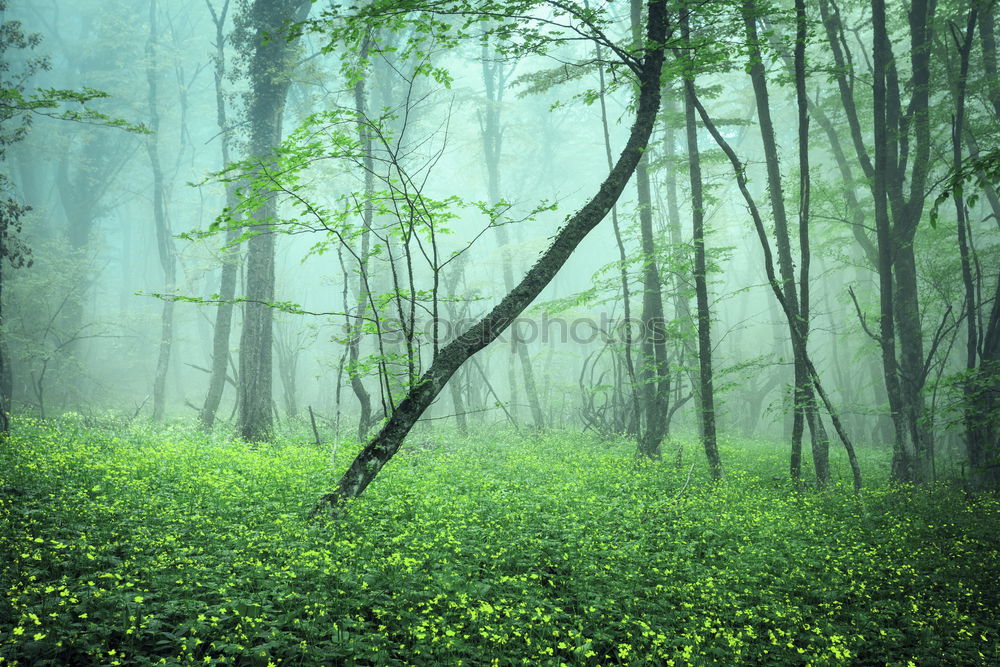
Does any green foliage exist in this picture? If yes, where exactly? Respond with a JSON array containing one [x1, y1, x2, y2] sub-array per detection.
[[930, 149, 1000, 228], [1, 420, 998, 665]]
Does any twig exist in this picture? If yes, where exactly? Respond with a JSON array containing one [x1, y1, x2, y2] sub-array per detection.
[[131, 395, 150, 421], [847, 286, 881, 343], [673, 464, 695, 502], [308, 405, 322, 448]]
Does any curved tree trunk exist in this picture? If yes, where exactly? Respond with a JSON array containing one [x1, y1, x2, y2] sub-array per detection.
[[316, 0, 669, 510]]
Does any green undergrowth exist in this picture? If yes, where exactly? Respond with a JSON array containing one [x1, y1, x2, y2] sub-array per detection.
[[1, 417, 998, 665]]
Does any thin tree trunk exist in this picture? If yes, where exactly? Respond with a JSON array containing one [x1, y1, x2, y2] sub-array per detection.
[[792, 0, 829, 486], [951, 8, 995, 487], [201, 0, 240, 430], [591, 0, 640, 436], [633, 0, 669, 459], [315, 0, 668, 510], [662, 93, 701, 437], [145, 0, 175, 422], [681, 25, 722, 479], [872, 0, 916, 481], [0, 263, 9, 433], [691, 92, 863, 493], [346, 35, 375, 441], [742, 0, 819, 481]]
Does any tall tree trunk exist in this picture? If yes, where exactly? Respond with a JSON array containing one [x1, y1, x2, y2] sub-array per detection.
[[884, 0, 936, 482], [951, 8, 998, 488], [821, 0, 937, 482], [0, 260, 9, 433], [316, 0, 668, 510], [792, 0, 829, 485], [145, 0, 175, 422], [662, 93, 700, 437], [591, 0, 640, 436], [681, 26, 722, 479], [201, 0, 241, 430], [346, 34, 375, 441], [635, 151, 670, 459], [871, 0, 912, 480], [633, 0, 669, 459], [236, 0, 310, 442], [742, 0, 824, 482]]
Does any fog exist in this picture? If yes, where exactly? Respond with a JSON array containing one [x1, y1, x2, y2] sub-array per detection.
[[3, 0, 998, 486]]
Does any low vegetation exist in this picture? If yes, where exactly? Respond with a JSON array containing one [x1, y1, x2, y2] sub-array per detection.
[[1, 418, 998, 665]]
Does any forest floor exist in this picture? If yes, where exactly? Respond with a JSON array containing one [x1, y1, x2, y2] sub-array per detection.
[[1, 416, 998, 665]]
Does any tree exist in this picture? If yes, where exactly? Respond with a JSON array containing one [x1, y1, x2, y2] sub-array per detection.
[[479, 35, 546, 431], [315, 0, 670, 511], [819, 0, 938, 482], [144, 0, 177, 421], [200, 0, 243, 430], [235, 0, 312, 442], [680, 7, 722, 480]]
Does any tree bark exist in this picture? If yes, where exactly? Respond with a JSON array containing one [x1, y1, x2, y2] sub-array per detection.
[[743, 0, 826, 483], [633, 0, 669, 459], [592, 0, 640, 436], [692, 92, 863, 492], [347, 34, 375, 441]]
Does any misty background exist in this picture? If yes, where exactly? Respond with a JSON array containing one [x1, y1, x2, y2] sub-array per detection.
[[2, 0, 996, 484]]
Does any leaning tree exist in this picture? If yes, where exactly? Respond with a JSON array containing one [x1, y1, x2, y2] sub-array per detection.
[[308, 0, 673, 512]]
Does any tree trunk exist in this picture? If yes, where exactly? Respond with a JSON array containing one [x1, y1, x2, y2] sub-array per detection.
[[201, 0, 240, 430], [347, 35, 375, 442], [236, 0, 311, 442], [691, 92, 863, 493], [145, 0, 175, 422], [635, 153, 670, 459], [743, 0, 826, 483], [0, 262, 9, 433], [592, 4, 640, 436], [633, 0, 669, 459], [682, 33, 722, 479], [316, 0, 668, 510], [952, 8, 999, 488]]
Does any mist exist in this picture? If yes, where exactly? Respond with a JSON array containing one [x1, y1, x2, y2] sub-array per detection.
[[2, 0, 998, 663]]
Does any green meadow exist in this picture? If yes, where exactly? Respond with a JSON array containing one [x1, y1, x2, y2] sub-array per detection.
[[1, 418, 998, 665]]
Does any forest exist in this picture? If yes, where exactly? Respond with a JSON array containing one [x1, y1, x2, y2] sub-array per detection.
[[1, 0, 999, 663]]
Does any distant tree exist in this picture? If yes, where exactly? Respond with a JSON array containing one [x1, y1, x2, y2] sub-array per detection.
[[198, 0, 244, 430], [0, 1, 141, 432]]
